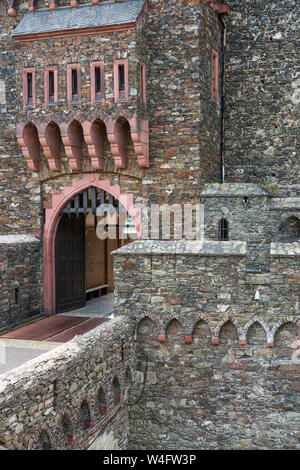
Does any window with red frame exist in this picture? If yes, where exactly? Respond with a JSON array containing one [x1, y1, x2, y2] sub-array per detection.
[[140, 62, 146, 103], [212, 50, 219, 102], [23, 68, 36, 108], [44, 66, 58, 106], [90, 61, 104, 104]]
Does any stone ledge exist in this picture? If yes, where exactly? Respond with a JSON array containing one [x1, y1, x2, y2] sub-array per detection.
[[0, 234, 40, 245], [200, 183, 275, 198], [113, 240, 247, 256], [246, 273, 271, 285], [269, 198, 300, 210], [271, 242, 300, 257]]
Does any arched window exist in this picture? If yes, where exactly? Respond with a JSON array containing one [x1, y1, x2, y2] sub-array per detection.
[[277, 216, 300, 243], [218, 218, 229, 241]]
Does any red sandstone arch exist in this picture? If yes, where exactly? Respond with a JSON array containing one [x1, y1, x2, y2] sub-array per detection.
[[59, 120, 84, 171], [38, 121, 62, 171], [43, 174, 141, 315], [16, 122, 40, 171], [82, 119, 107, 170], [107, 117, 130, 169]]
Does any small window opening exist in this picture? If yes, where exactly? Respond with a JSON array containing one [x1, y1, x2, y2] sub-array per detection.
[[49, 71, 55, 104], [71, 69, 78, 101], [95, 67, 102, 101], [14, 288, 19, 305], [218, 218, 229, 241], [27, 73, 33, 105], [118, 65, 125, 99]]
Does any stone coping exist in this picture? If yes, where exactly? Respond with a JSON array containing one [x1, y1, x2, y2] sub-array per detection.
[[113, 240, 247, 256], [200, 183, 275, 198], [0, 234, 40, 244], [269, 198, 300, 210], [0, 316, 127, 393], [270, 242, 300, 257]]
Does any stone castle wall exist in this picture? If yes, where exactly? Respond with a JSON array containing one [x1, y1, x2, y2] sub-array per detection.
[[0, 317, 135, 450], [113, 240, 300, 449], [0, 235, 43, 331], [225, 0, 299, 195]]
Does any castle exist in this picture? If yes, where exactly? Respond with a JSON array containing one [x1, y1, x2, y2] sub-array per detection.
[[0, 0, 299, 450]]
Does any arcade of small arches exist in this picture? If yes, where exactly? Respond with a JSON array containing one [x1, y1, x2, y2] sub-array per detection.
[[135, 315, 300, 349], [38, 368, 133, 450], [16, 114, 149, 172]]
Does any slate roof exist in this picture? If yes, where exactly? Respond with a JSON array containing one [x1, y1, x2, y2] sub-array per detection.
[[12, 0, 146, 37]]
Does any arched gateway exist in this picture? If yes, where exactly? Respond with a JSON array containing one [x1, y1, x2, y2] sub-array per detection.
[[43, 174, 140, 315]]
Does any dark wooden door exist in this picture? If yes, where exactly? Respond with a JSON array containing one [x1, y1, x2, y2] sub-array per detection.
[[55, 214, 86, 313]]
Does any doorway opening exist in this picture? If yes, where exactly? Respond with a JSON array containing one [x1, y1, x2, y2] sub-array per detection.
[[54, 187, 133, 314]]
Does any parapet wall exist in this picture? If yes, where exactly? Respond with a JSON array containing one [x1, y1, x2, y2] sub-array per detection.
[[114, 241, 300, 449], [0, 316, 135, 450]]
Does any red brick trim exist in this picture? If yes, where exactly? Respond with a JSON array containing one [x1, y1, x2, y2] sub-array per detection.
[[44, 65, 58, 106], [213, 2, 230, 15], [211, 336, 220, 345], [114, 58, 129, 103], [211, 50, 219, 103], [158, 335, 166, 343], [90, 61, 105, 105], [67, 63, 81, 105], [8, 7, 16, 16], [184, 336, 193, 344], [49, 1, 57, 9]]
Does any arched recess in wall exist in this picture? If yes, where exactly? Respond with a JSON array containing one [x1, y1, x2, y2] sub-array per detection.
[[276, 216, 300, 243], [97, 386, 108, 416], [62, 413, 75, 444], [192, 320, 211, 344], [43, 174, 141, 315], [219, 320, 238, 344], [112, 377, 121, 404], [79, 400, 92, 430], [39, 429, 52, 450], [246, 321, 267, 346]]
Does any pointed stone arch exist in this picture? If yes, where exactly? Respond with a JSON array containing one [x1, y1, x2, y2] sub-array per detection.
[[43, 174, 141, 315]]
